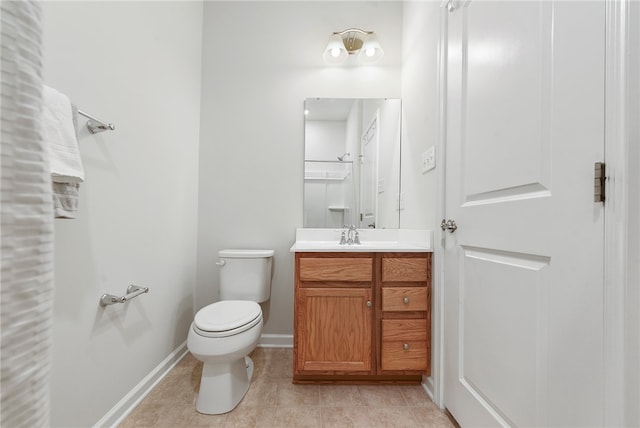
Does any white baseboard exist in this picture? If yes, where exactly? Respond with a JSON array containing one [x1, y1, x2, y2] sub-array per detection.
[[422, 375, 436, 403], [258, 333, 293, 348], [93, 341, 188, 428]]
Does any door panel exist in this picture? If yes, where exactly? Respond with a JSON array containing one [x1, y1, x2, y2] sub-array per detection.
[[444, 1, 605, 426], [459, 246, 550, 427], [463, 1, 552, 202]]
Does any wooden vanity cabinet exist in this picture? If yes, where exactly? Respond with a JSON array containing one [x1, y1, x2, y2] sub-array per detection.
[[294, 253, 374, 376], [294, 251, 431, 383]]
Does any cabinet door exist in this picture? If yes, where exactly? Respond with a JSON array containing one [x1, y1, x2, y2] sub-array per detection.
[[295, 288, 373, 373]]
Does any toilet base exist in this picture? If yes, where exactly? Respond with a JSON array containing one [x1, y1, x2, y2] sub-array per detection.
[[195, 356, 254, 415]]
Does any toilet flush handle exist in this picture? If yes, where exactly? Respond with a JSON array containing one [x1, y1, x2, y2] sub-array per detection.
[[216, 260, 226, 266]]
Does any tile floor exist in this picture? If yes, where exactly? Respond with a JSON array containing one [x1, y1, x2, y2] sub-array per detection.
[[119, 348, 456, 428]]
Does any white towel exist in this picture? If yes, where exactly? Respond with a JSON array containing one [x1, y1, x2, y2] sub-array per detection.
[[42, 85, 84, 183], [52, 182, 80, 219]]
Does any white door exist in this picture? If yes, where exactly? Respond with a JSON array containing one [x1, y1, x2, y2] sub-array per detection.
[[443, 1, 605, 426], [360, 113, 379, 228]]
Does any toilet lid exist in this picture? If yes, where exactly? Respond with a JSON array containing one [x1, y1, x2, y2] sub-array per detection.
[[194, 300, 262, 333]]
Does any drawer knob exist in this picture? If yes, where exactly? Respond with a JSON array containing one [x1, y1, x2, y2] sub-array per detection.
[[403, 343, 410, 350], [366, 300, 372, 308], [403, 297, 410, 304]]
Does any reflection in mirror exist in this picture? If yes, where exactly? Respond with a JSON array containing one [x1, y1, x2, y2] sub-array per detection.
[[303, 98, 401, 229]]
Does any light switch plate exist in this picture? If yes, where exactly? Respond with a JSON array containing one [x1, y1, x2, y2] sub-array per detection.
[[422, 146, 436, 173]]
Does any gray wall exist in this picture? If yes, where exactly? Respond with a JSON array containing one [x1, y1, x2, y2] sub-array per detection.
[[41, 2, 203, 426], [196, 1, 404, 335], [401, 1, 441, 229]]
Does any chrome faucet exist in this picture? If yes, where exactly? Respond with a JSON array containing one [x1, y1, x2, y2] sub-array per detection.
[[347, 225, 355, 245], [340, 224, 359, 245]]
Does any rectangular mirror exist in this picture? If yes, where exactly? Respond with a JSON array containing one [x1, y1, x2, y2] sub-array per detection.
[[303, 98, 402, 229]]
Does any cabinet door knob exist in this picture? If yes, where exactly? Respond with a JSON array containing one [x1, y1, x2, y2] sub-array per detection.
[[403, 343, 410, 350], [366, 300, 372, 307], [403, 297, 410, 304]]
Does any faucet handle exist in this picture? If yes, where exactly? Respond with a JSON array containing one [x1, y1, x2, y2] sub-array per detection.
[[354, 229, 361, 245], [339, 230, 347, 245]]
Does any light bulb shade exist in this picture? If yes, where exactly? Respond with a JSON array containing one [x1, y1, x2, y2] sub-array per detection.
[[358, 33, 384, 64], [323, 33, 348, 64]]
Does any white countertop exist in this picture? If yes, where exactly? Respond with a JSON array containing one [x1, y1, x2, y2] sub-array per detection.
[[290, 228, 433, 253]]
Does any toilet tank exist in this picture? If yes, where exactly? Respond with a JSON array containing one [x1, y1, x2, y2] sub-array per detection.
[[218, 249, 274, 302]]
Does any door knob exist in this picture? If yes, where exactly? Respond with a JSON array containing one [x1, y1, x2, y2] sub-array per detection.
[[440, 219, 458, 233]]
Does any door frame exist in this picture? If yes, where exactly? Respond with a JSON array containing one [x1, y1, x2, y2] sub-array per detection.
[[359, 110, 380, 229], [603, 0, 639, 425], [432, 1, 639, 426], [428, 0, 450, 409]]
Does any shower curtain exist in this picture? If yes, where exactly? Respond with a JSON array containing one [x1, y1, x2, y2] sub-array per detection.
[[0, 2, 54, 427]]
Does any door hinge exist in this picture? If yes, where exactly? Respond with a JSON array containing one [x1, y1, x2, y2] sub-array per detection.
[[594, 162, 606, 203]]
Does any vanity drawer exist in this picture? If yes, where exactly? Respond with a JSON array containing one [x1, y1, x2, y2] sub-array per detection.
[[299, 257, 372, 282], [381, 341, 428, 371], [381, 319, 428, 371], [381, 257, 428, 282], [382, 319, 427, 341], [382, 287, 428, 312]]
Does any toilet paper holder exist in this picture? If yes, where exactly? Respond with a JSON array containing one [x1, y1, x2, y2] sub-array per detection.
[[100, 284, 149, 307]]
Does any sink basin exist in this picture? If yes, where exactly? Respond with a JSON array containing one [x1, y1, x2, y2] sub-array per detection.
[[290, 229, 433, 253]]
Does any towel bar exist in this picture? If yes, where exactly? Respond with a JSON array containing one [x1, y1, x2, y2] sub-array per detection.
[[100, 284, 149, 307], [78, 109, 115, 134]]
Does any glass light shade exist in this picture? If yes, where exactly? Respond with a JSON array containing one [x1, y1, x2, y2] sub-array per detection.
[[358, 33, 384, 64], [322, 34, 348, 64]]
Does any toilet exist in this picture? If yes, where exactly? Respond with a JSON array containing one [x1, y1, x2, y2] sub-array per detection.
[[187, 249, 274, 415]]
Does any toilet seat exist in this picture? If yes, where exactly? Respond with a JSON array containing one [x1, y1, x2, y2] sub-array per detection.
[[193, 300, 262, 338]]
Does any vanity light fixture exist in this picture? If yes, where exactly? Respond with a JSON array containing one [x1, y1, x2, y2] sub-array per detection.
[[322, 28, 384, 65]]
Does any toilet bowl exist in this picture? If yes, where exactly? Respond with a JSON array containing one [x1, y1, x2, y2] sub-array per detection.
[[187, 249, 273, 415], [187, 300, 263, 414]]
